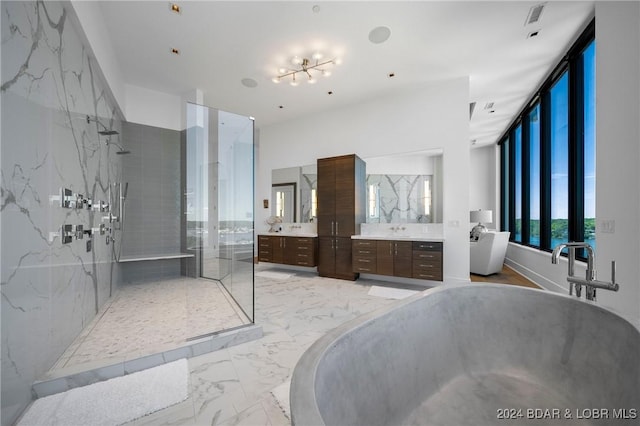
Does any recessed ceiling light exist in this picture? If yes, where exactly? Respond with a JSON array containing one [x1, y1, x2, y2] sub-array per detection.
[[484, 102, 494, 110], [312, 5, 320, 13], [528, 30, 540, 38], [369, 26, 391, 44], [241, 78, 258, 88], [171, 48, 180, 55], [169, 3, 181, 14]]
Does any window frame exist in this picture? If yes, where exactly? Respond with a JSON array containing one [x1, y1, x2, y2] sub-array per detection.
[[499, 20, 595, 260]]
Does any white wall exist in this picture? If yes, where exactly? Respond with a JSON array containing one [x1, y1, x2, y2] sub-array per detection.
[[70, 1, 186, 131], [592, 1, 639, 326], [124, 84, 182, 131], [258, 79, 470, 283], [507, 2, 640, 327], [365, 152, 438, 175], [69, 1, 126, 115], [469, 145, 498, 230]]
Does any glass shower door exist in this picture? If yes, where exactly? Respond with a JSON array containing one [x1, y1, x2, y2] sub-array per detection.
[[186, 103, 254, 322]]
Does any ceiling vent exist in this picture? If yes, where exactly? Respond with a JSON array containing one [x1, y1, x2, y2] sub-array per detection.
[[469, 102, 476, 119], [525, 3, 545, 26]]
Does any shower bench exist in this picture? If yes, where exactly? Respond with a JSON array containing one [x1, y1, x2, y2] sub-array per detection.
[[118, 253, 194, 263]]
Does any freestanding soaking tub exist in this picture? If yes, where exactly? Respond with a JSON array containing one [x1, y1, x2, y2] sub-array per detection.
[[291, 284, 640, 426]]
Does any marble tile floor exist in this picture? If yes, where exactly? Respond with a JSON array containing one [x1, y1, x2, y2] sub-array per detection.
[[124, 266, 406, 425], [50, 277, 250, 374]]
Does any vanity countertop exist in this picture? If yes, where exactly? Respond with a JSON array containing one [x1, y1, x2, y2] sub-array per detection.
[[258, 232, 318, 238], [351, 234, 444, 242]]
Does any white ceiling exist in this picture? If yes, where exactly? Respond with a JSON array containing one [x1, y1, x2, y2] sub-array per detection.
[[97, 1, 594, 147]]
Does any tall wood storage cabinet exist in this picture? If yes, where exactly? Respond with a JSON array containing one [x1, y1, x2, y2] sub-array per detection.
[[317, 154, 366, 280]]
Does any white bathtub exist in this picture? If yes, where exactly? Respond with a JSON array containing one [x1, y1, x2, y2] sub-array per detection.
[[291, 284, 640, 425]]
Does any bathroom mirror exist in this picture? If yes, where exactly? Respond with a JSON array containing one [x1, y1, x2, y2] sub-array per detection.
[[363, 150, 443, 223], [271, 182, 296, 222], [272, 166, 302, 223], [271, 149, 443, 224]]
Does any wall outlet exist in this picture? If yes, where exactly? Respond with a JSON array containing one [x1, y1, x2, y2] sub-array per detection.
[[599, 219, 615, 234]]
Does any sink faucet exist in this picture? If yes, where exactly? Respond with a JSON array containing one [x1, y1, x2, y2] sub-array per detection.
[[551, 242, 619, 301]]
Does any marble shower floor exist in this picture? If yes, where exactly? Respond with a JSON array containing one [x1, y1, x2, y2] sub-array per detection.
[[50, 277, 249, 374], [121, 266, 413, 426]]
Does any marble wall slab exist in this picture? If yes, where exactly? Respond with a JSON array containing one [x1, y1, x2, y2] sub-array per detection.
[[366, 174, 433, 223], [1, 2, 123, 424]]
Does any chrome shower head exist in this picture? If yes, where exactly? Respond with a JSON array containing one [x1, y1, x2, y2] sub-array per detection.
[[105, 140, 130, 155], [99, 129, 120, 136], [87, 115, 120, 135]]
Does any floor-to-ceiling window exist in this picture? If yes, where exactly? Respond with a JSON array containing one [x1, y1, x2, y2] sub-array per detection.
[[550, 72, 569, 248], [582, 41, 596, 250], [528, 104, 541, 247], [500, 21, 595, 260]]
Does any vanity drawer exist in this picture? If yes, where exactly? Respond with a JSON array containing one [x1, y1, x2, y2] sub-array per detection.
[[412, 241, 443, 252], [353, 247, 376, 256], [353, 255, 377, 273], [412, 251, 442, 263], [290, 237, 315, 247], [412, 269, 443, 281], [294, 252, 315, 266], [353, 239, 377, 249]]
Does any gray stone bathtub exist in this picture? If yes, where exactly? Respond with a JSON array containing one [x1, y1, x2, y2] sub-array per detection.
[[291, 284, 640, 425]]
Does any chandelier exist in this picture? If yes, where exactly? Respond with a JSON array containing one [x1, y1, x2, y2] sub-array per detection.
[[272, 53, 338, 86]]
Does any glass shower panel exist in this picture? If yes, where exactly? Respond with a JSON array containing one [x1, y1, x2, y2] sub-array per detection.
[[186, 103, 254, 322], [217, 111, 254, 318]]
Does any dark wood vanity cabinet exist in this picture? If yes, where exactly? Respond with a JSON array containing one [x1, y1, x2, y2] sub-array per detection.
[[353, 239, 412, 278], [412, 241, 443, 281], [258, 235, 317, 267], [317, 154, 366, 280], [352, 239, 443, 281], [286, 237, 317, 267], [258, 235, 274, 263], [352, 239, 377, 273]]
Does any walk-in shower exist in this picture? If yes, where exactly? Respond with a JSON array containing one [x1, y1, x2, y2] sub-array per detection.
[[44, 105, 255, 377]]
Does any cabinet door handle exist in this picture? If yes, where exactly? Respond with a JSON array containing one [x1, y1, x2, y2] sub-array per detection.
[[331, 221, 335, 236], [389, 243, 393, 256], [394, 243, 398, 256], [336, 222, 339, 235], [335, 238, 338, 250]]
